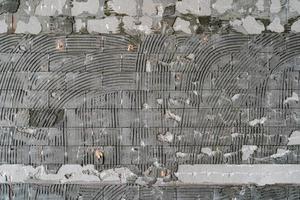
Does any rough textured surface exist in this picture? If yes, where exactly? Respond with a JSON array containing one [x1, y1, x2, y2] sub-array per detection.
[[0, 0, 300, 199]]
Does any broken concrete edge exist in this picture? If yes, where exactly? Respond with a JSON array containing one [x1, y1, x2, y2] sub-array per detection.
[[2, 0, 300, 34]]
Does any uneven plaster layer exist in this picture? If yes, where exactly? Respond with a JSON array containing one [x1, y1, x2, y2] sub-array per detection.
[[176, 164, 300, 186]]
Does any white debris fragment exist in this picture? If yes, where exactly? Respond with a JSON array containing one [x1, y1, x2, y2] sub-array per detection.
[[176, 164, 300, 185], [241, 145, 258, 160], [173, 18, 191, 34], [212, 0, 233, 14], [72, 0, 100, 16], [87, 17, 119, 33], [0, 19, 8, 33], [288, 130, 300, 145], [267, 17, 284, 32], [242, 16, 265, 34], [291, 19, 300, 32], [231, 94, 241, 102], [15, 17, 42, 34], [108, 0, 137, 16], [176, 0, 211, 16], [256, 0, 265, 11], [249, 117, 267, 126], [186, 53, 195, 60], [284, 92, 299, 104], [158, 131, 174, 143], [270, 0, 281, 13], [270, 149, 291, 158], [35, 0, 66, 16], [165, 110, 181, 122], [176, 152, 188, 158], [201, 147, 214, 156], [146, 60, 152, 72], [290, 0, 300, 14], [157, 98, 163, 105]]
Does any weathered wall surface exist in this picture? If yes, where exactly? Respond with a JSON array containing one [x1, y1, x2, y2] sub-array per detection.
[[0, 0, 300, 199]]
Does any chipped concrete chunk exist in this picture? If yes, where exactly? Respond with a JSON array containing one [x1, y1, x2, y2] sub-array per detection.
[[267, 17, 284, 32], [173, 18, 191, 34], [242, 16, 265, 34], [15, 16, 42, 34], [291, 19, 300, 32]]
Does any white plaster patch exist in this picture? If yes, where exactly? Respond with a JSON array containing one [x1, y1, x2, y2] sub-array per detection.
[[291, 19, 300, 32], [231, 93, 241, 101], [0, 19, 8, 33], [158, 131, 174, 143], [201, 147, 214, 156], [0, 164, 136, 183], [165, 110, 181, 122], [72, 0, 100, 16], [288, 130, 300, 145], [15, 16, 42, 34], [284, 92, 299, 104], [242, 16, 265, 34], [176, 152, 188, 158], [108, 0, 137, 16], [176, 0, 211, 16], [87, 17, 119, 33], [212, 0, 233, 14], [256, 0, 264, 11], [249, 117, 267, 126], [35, 0, 66, 16], [173, 18, 191, 34], [176, 164, 300, 185], [267, 17, 284, 32], [270, 0, 281, 13], [241, 145, 258, 160], [290, 0, 300, 14]]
